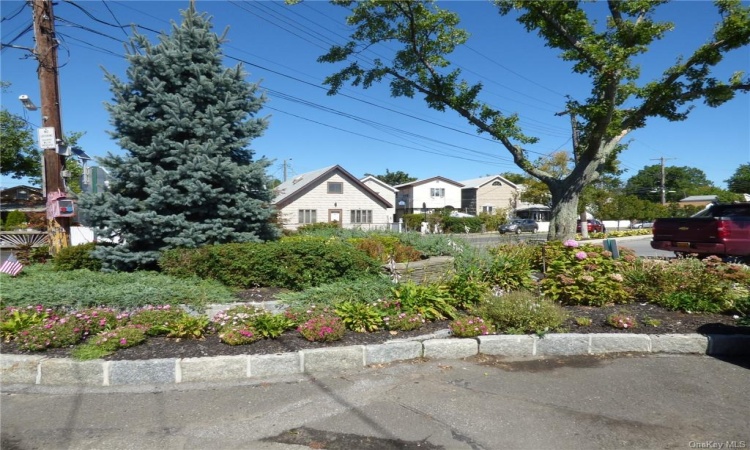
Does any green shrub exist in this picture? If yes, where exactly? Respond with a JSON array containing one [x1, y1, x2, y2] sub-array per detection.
[[486, 244, 536, 292], [350, 235, 422, 263], [211, 304, 263, 331], [382, 311, 425, 331], [71, 325, 147, 360], [0, 264, 236, 311], [17, 315, 85, 351], [335, 301, 384, 332], [441, 216, 483, 233], [540, 240, 632, 306], [390, 281, 457, 320], [445, 268, 491, 310], [623, 257, 748, 313], [160, 239, 381, 290], [275, 276, 396, 308], [0, 305, 51, 341], [127, 306, 189, 336], [53, 243, 102, 271], [157, 315, 210, 339], [250, 311, 295, 338], [473, 290, 568, 335], [3, 210, 27, 230]]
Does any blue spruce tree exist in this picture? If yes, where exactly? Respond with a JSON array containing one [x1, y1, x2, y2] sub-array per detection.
[[80, 4, 279, 271]]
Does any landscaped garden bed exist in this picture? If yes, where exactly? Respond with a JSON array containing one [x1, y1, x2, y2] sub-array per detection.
[[2, 230, 748, 362]]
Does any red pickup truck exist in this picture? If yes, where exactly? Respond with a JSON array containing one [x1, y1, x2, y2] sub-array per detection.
[[650, 202, 750, 261]]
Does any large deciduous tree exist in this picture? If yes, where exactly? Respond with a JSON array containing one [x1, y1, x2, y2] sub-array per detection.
[[726, 163, 750, 194], [315, 0, 750, 240], [79, 4, 278, 271], [1, 109, 41, 183], [364, 169, 417, 186], [625, 165, 714, 202]]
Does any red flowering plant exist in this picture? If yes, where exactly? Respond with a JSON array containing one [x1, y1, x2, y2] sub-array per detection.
[[298, 315, 346, 342]]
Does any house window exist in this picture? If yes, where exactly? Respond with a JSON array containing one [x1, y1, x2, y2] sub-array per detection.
[[298, 209, 317, 224], [430, 188, 445, 197], [482, 206, 494, 214], [327, 182, 343, 194], [492, 181, 502, 186], [350, 209, 372, 224]]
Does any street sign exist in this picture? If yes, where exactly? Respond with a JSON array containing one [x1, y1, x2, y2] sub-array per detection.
[[38, 127, 56, 149]]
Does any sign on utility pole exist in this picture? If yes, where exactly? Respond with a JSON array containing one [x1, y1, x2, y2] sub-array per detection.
[[32, 0, 71, 253]]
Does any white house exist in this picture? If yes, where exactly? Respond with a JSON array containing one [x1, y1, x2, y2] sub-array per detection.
[[394, 176, 464, 217], [272, 165, 393, 231], [360, 175, 398, 222], [459, 175, 518, 215]]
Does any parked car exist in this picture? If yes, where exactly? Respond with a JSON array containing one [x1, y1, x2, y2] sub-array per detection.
[[577, 219, 606, 233], [629, 221, 654, 229], [651, 202, 750, 261], [499, 218, 539, 234]]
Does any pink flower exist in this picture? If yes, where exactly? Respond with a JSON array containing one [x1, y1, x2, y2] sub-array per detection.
[[564, 239, 579, 248], [575, 251, 588, 260], [120, 338, 127, 345]]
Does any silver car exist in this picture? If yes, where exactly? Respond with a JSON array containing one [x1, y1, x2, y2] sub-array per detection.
[[499, 219, 539, 234]]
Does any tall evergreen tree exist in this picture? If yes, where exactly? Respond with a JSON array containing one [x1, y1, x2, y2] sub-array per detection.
[[80, 4, 278, 271]]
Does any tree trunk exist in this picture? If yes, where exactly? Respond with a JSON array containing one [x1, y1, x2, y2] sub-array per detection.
[[546, 181, 581, 241]]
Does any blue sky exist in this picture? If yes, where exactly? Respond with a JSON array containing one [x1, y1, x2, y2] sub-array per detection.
[[2, 0, 748, 191]]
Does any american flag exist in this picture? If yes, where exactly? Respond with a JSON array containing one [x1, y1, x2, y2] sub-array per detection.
[[0, 254, 24, 277]]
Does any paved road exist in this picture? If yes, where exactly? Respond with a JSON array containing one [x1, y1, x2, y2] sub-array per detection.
[[3, 354, 748, 450]]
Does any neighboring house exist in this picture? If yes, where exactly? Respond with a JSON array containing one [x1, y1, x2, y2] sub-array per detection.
[[459, 175, 518, 216], [360, 175, 398, 222], [394, 176, 464, 218], [679, 195, 718, 207], [0, 185, 45, 222], [272, 165, 393, 231]]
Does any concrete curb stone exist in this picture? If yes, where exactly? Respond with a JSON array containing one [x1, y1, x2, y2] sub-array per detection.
[[2, 333, 748, 387]]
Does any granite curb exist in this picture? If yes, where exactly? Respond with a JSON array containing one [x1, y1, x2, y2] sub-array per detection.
[[2, 333, 748, 387]]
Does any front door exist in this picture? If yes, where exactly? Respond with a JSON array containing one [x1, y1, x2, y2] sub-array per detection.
[[328, 209, 342, 226]]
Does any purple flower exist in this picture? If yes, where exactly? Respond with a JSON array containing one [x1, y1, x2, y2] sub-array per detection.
[[563, 239, 579, 248], [575, 251, 588, 260]]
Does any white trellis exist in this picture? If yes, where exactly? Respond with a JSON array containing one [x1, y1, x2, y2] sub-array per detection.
[[0, 231, 50, 249]]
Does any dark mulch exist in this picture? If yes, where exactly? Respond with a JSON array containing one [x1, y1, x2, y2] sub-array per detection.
[[3, 288, 748, 361]]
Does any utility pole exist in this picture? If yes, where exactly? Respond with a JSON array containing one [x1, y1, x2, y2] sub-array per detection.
[[651, 157, 676, 205], [33, 0, 70, 253], [283, 159, 292, 182]]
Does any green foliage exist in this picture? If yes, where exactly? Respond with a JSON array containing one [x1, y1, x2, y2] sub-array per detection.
[[726, 163, 750, 194], [574, 317, 593, 327], [316, 0, 750, 240], [157, 315, 210, 339], [78, 4, 279, 271], [350, 235, 422, 263], [334, 301, 383, 332], [477, 211, 507, 232], [297, 315, 346, 342], [0, 305, 50, 341], [3, 210, 27, 230], [297, 222, 342, 233], [539, 241, 633, 306], [473, 291, 568, 335], [71, 325, 147, 360], [623, 257, 749, 314], [441, 216, 484, 233], [486, 244, 536, 292], [211, 304, 263, 331], [277, 275, 394, 308], [625, 165, 715, 203], [390, 282, 457, 321], [366, 169, 416, 186], [250, 311, 294, 338], [0, 264, 234, 311], [160, 239, 381, 290], [0, 109, 41, 181], [449, 315, 495, 337], [445, 268, 492, 310], [395, 232, 468, 257], [128, 306, 188, 336], [53, 243, 102, 271]]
